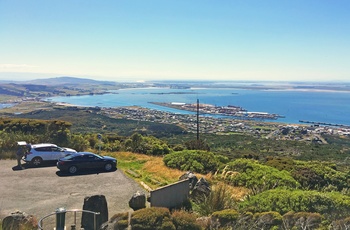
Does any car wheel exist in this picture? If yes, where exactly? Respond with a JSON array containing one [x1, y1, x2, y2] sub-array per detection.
[[31, 157, 43, 167], [68, 165, 78, 174], [104, 163, 113, 171]]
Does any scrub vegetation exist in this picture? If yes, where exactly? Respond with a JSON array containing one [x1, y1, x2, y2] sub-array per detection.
[[2, 112, 350, 229]]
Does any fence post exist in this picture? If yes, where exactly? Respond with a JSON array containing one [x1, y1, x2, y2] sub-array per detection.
[[56, 207, 66, 230]]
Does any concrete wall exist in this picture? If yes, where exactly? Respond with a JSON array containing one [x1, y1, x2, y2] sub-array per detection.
[[150, 179, 189, 209]]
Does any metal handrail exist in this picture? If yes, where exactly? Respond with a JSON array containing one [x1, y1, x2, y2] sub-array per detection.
[[38, 209, 100, 230]]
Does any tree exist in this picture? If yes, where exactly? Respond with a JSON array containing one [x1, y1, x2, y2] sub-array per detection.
[[69, 134, 90, 152]]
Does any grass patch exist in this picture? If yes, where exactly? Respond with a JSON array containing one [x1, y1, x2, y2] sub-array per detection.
[[114, 152, 148, 171], [107, 151, 200, 190], [106, 151, 250, 200]]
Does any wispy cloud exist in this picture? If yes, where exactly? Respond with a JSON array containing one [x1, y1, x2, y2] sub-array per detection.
[[0, 64, 38, 69]]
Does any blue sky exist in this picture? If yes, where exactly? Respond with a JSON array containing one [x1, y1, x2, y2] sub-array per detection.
[[0, 0, 349, 82]]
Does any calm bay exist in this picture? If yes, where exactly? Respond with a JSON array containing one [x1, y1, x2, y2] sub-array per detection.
[[48, 88, 350, 126]]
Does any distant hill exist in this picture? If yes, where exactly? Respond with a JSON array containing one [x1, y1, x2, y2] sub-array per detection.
[[25, 76, 116, 86], [0, 76, 120, 98]]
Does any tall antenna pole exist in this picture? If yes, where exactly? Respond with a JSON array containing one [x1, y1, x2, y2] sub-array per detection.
[[197, 99, 199, 140]]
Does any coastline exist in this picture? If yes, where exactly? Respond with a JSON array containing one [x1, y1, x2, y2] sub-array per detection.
[[3, 97, 350, 140], [2, 85, 350, 127]]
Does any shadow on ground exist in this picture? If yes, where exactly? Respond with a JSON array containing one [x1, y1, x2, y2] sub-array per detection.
[[56, 168, 117, 177], [12, 162, 57, 171]]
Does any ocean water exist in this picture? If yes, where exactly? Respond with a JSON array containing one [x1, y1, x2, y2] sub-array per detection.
[[47, 88, 350, 125], [0, 103, 13, 109]]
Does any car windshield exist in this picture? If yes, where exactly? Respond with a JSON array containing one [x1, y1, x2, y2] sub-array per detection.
[[57, 147, 64, 152], [94, 154, 103, 159], [62, 154, 76, 160]]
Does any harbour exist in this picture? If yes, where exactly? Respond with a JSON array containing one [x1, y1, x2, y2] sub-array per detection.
[[150, 102, 284, 120], [46, 87, 350, 126], [299, 120, 350, 128]]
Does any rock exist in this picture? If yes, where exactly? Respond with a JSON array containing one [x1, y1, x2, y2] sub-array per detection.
[[191, 177, 211, 200], [129, 191, 146, 211], [81, 195, 108, 230], [2, 211, 37, 230], [179, 171, 198, 190]]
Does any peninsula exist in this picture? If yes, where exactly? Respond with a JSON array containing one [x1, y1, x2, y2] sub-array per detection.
[[150, 102, 284, 120]]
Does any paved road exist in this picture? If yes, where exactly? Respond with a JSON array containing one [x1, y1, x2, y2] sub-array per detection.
[[0, 160, 146, 227]]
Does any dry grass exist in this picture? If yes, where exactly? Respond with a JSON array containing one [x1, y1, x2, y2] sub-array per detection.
[[221, 184, 250, 201], [109, 151, 250, 198], [111, 152, 206, 186], [142, 156, 186, 183], [115, 151, 152, 161]]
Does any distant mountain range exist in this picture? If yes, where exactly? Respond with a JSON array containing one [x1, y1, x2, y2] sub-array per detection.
[[0, 76, 120, 98], [0, 76, 116, 86], [26, 76, 116, 85]]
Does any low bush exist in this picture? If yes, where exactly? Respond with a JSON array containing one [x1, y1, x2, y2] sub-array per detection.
[[331, 216, 350, 229], [163, 150, 228, 174], [109, 212, 129, 229], [211, 209, 239, 226], [130, 208, 201, 230], [292, 161, 349, 191], [218, 159, 300, 194], [130, 207, 172, 230], [239, 188, 350, 219], [124, 134, 170, 155], [171, 210, 201, 230], [282, 211, 323, 230], [266, 157, 349, 192], [253, 211, 282, 229]]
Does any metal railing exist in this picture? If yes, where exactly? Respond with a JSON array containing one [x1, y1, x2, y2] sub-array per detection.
[[38, 208, 100, 230]]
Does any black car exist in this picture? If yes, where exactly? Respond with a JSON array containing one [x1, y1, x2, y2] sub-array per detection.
[[57, 152, 117, 174]]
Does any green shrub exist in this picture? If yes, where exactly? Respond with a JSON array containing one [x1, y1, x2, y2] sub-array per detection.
[[159, 220, 176, 230], [292, 161, 349, 191], [253, 211, 282, 229], [0, 118, 75, 159], [110, 212, 129, 229], [130, 208, 201, 230], [331, 216, 350, 230], [130, 207, 172, 230], [239, 189, 350, 219], [124, 133, 170, 155], [211, 209, 239, 226], [282, 211, 323, 230], [163, 150, 228, 174], [69, 134, 90, 151], [171, 210, 201, 230], [265, 156, 295, 171], [265, 157, 350, 192], [219, 159, 300, 194], [115, 219, 129, 230]]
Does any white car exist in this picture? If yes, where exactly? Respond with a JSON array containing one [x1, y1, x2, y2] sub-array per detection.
[[24, 143, 77, 166]]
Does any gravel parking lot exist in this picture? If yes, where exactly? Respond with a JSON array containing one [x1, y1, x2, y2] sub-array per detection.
[[0, 160, 146, 227]]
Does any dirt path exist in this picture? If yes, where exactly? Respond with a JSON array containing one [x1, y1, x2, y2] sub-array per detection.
[[0, 160, 146, 227]]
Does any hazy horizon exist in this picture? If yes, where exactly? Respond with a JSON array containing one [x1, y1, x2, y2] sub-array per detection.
[[1, 74, 350, 85], [1, 1, 349, 82]]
